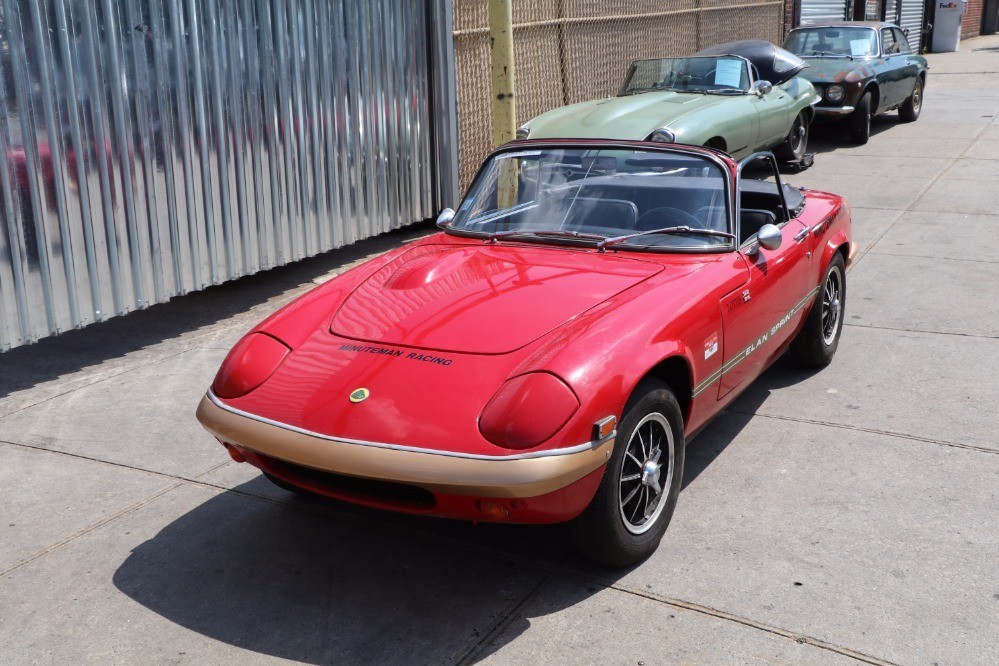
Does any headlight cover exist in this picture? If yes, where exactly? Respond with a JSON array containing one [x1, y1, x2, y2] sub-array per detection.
[[516, 126, 531, 140], [648, 128, 675, 143], [825, 84, 846, 104], [479, 372, 580, 450], [212, 332, 290, 399]]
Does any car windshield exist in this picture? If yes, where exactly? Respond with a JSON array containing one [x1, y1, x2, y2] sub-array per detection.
[[619, 57, 751, 95], [448, 147, 732, 251], [784, 27, 878, 57]]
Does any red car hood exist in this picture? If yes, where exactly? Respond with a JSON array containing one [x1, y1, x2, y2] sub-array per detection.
[[330, 243, 664, 354]]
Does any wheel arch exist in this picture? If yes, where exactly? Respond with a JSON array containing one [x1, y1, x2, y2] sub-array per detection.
[[633, 355, 693, 426], [704, 136, 727, 152], [863, 82, 881, 113]]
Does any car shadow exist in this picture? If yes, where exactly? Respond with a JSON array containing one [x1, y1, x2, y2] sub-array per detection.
[[0, 225, 433, 401], [807, 114, 901, 155], [112, 352, 812, 664]]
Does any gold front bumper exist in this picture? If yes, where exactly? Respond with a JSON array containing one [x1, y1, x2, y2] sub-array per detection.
[[196, 394, 613, 498]]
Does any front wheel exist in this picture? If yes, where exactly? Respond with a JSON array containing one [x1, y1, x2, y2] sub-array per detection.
[[849, 93, 872, 145], [899, 78, 923, 122], [775, 111, 809, 162], [791, 253, 846, 367], [570, 380, 685, 567]]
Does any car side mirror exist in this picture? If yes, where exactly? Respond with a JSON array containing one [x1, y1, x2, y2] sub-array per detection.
[[754, 80, 773, 96], [757, 223, 782, 251], [436, 208, 456, 229]]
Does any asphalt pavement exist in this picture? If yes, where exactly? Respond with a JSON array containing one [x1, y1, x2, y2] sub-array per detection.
[[2, 36, 998, 665]]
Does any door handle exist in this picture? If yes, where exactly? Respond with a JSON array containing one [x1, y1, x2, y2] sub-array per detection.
[[793, 227, 810, 242]]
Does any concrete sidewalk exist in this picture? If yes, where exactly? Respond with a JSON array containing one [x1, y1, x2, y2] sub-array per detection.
[[2, 36, 998, 665]]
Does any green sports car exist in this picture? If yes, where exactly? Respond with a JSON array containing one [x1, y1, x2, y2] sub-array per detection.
[[518, 41, 820, 162]]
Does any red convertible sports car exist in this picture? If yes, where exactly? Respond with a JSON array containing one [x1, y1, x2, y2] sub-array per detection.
[[197, 140, 854, 566]]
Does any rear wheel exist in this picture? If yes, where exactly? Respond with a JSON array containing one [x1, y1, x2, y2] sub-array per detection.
[[791, 254, 846, 367], [775, 111, 809, 162], [570, 380, 685, 567], [849, 93, 872, 145], [899, 78, 923, 122]]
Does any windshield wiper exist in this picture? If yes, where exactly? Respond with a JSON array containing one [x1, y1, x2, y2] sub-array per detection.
[[705, 88, 746, 95], [483, 228, 607, 243], [598, 226, 735, 250]]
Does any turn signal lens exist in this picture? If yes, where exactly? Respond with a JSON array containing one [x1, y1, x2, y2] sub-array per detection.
[[212, 333, 290, 398], [478, 372, 580, 450], [478, 500, 510, 520], [595, 416, 617, 440]]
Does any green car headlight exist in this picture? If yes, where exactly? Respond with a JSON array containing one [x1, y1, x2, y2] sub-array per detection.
[[516, 126, 531, 139], [648, 128, 675, 143], [825, 85, 846, 104]]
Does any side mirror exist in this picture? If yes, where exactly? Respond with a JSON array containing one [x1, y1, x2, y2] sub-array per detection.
[[754, 80, 773, 96], [757, 223, 782, 251], [436, 207, 456, 229]]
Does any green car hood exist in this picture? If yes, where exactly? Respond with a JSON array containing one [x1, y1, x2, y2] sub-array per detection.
[[523, 92, 735, 140], [798, 58, 877, 84]]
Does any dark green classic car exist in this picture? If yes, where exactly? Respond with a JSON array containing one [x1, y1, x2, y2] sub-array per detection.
[[783, 22, 929, 144], [518, 41, 819, 163]]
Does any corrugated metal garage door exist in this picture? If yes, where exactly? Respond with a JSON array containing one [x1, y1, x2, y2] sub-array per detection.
[[897, 0, 926, 45], [799, 0, 851, 24]]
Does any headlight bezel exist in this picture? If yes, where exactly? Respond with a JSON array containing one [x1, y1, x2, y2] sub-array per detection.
[[825, 84, 846, 104], [478, 372, 580, 450], [648, 128, 676, 143]]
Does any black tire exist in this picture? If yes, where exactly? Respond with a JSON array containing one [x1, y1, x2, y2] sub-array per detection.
[[263, 471, 313, 496], [849, 93, 872, 145], [899, 77, 923, 122], [570, 379, 685, 567], [775, 111, 809, 162], [791, 253, 846, 368]]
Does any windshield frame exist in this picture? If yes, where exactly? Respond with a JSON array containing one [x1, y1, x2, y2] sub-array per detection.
[[784, 26, 881, 59], [444, 140, 738, 255], [617, 56, 756, 97]]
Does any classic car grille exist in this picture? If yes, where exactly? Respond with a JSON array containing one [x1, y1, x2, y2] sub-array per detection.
[[260, 454, 437, 510]]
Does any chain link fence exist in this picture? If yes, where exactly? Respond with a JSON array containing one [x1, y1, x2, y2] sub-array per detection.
[[453, 0, 785, 192]]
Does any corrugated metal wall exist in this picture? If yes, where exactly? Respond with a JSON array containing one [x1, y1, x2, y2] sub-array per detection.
[[798, 0, 851, 24], [0, 0, 457, 351]]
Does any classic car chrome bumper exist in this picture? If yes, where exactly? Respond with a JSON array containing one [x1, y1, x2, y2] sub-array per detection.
[[196, 393, 614, 498], [814, 105, 856, 117]]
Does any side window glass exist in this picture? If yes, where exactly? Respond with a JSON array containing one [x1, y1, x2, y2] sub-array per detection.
[[894, 29, 912, 54], [881, 29, 898, 55]]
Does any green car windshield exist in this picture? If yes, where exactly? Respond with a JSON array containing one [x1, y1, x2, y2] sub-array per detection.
[[619, 57, 752, 95], [449, 147, 732, 251], [784, 27, 878, 57]]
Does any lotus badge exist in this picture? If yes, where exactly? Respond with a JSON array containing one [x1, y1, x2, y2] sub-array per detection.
[[349, 388, 370, 403]]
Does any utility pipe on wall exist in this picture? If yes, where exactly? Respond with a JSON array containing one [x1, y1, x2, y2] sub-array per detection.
[[489, 0, 516, 147]]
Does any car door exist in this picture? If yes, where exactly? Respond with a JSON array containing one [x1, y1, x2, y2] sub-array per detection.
[[892, 28, 921, 99], [879, 28, 908, 107], [718, 155, 813, 398], [749, 86, 791, 147]]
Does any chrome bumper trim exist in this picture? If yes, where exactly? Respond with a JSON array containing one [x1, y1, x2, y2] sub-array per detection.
[[814, 106, 856, 117]]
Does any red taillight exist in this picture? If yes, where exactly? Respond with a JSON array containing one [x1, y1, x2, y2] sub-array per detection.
[[212, 333, 290, 398], [478, 372, 580, 450]]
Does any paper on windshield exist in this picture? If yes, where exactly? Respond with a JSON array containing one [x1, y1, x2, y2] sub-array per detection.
[[850, 39, 872, 56], [713, 59, 743, 88]]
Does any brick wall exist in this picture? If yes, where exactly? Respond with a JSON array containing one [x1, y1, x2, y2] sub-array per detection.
[[784, 0, 797, 37], [962, 0, 984, 37]]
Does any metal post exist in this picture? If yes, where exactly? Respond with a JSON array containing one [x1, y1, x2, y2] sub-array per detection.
[[489, 0, 516, 147]]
